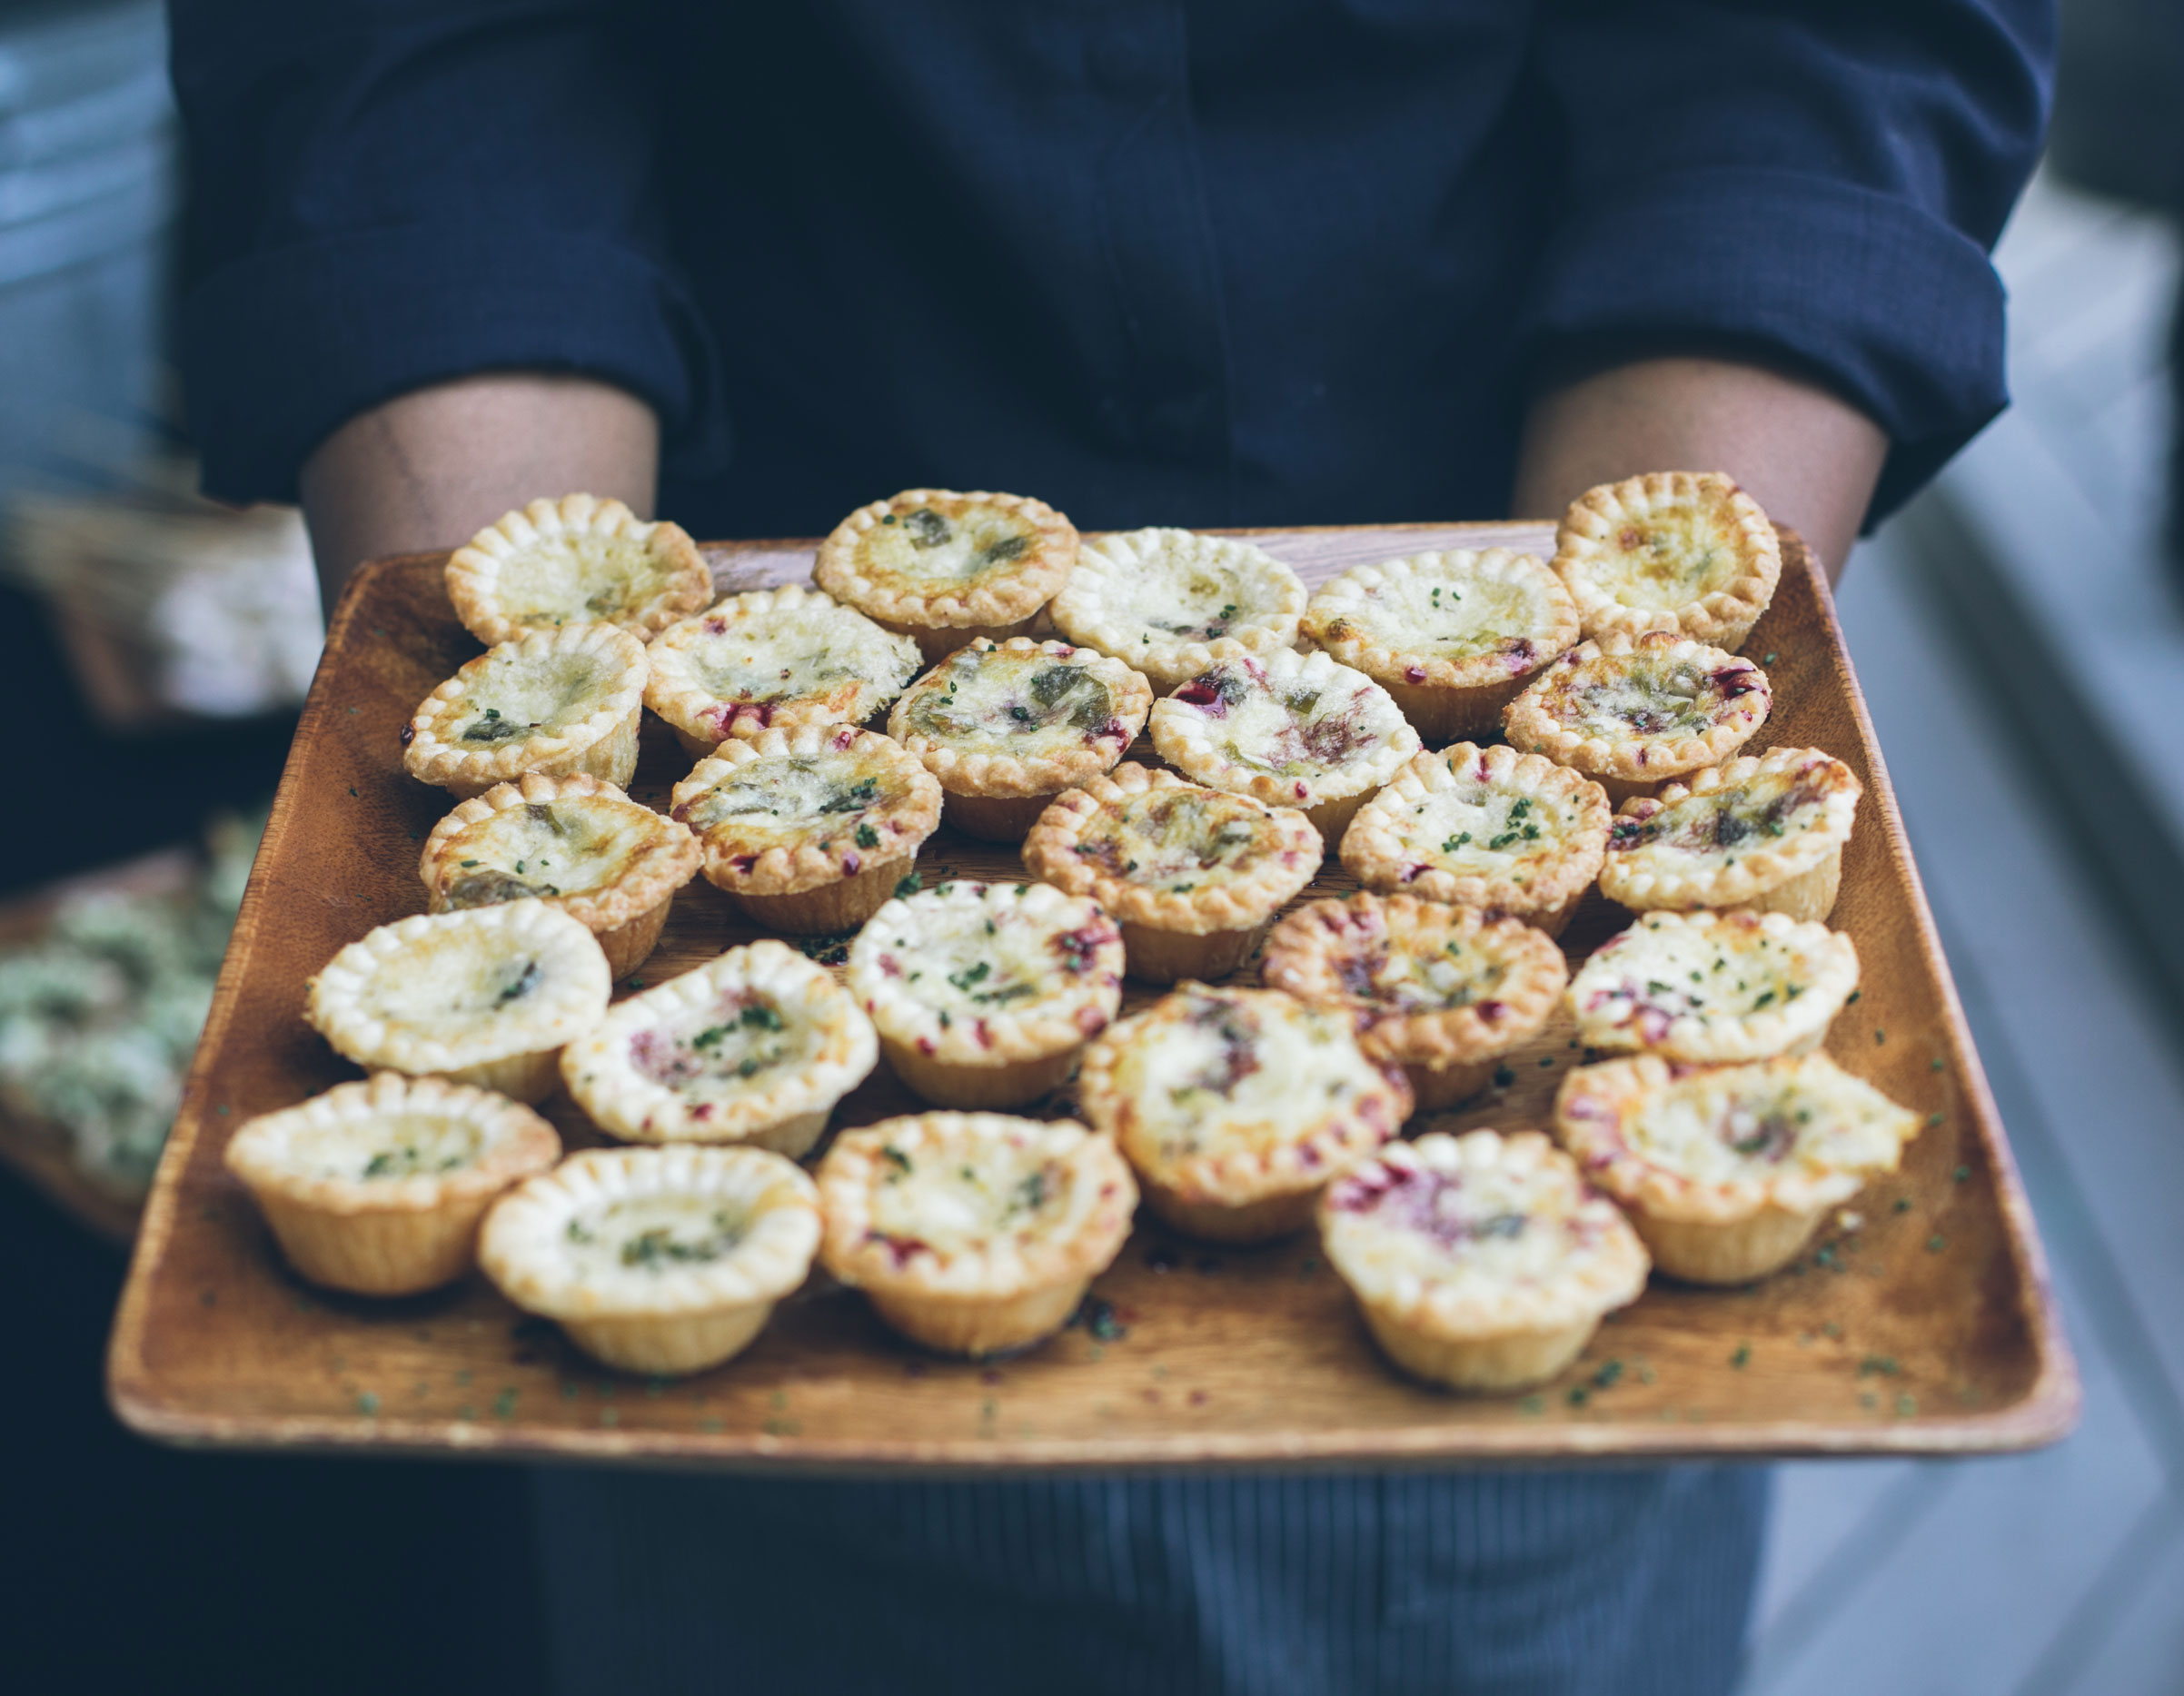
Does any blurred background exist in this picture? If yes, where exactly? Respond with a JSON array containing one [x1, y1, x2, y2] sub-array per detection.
[[3, 2, 2180, 1691]]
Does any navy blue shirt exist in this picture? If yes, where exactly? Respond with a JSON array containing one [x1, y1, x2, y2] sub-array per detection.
[[171, 2, 2052, 536]]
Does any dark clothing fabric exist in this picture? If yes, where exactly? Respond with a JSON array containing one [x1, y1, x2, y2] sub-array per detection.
[[171, 2, 2052, 534], [532, 1464, 1771, 1696]]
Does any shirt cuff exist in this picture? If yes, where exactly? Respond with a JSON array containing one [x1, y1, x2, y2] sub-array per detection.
[[181, 222, 730, 506], [1517, 166, 2010, 521]]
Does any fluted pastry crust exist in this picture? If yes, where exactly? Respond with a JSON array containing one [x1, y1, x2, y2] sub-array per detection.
[[1051, 527, 1308, 690], [1503, 630, 1771, 790], [1596, 747, 1861, 912], [1566, 909, 1859, 1063], [444, 493, 710, 646], [644, 584, 922, 752], [813, 489, 1077, 648], [560, 940, 878, 1151], [1552, 471, 1780, 649], [402, 622, 647, 799], [1337, 742, 1610, 931]]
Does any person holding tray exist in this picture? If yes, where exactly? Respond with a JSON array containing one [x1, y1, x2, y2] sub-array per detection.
[[167, 4, 2051, 1693]]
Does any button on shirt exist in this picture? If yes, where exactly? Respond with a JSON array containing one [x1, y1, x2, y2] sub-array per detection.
[[171, 1, 2052, 539]]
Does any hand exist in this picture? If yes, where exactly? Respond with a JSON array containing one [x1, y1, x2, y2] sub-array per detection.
[[1511, 357, 1889, 585], [298, 373, 660, 618]]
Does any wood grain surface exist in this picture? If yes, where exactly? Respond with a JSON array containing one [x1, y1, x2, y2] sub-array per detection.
[[106, 522, 2079, 1469]]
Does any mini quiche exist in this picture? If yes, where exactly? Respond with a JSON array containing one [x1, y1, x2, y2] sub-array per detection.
[[1554, 1051, 1921, 1284], [1502, 630, 1772, 802], [1338, 743, 1611, 937], [402, 622, 647, 800], [1261, 894, 1569, 1110], [887, 638, 1152, 842], [1050, 526, 1308, 691], [1597, 746, 1862, 921], [478, 1145, 820, 1375], [1150, 641, 1421, 842], [445, 493, 712, 647], [1552, 471, 1781, 650], [223, 1074, 561, 1296], [644, 584, 923, 756], [846, 880, 1125, 1108], [670, 726, 942, 933], [419, 772, 700, 979], [815, 1112, 1137, 1357], [1302, 548, 1580, 741], [305, 901, 611, 1104], [1021, 763, 1322, 983], [561, 940, 877, 1157], [1566, 909, 1859, 1064], [1077, 983, 1410, 1244], [813, 488, 1078, 661], [1319, 1131, 1649, 1393]]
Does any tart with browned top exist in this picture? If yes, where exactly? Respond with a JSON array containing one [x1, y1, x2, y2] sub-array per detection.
[[815, 1112, 1137, 1356], [1597, 747, 1862, 921], [1150, 640, 1420, 842], [1503, 630, 1771, 801], [305, 901, 612, 1103], [1077, 982, 1409, 1243], [847, 880, 1125, 1108], [1050, 527, 1308, 690], [445, 493, 711, 646], [402, 622, 647, 800], [1552, 471, 1781, 650], [224, 1074, 561, 1296], [644, 584, 923, 756], [887, 638, 1152, 841], [1021, 763, 1321, 982], [814, 489, 1078, 661], [1302, 548, 1580, 740], [1319, 1130, 1649, 1392], [1262, 893, 1568, 1109], [1554, 1052, 1921, 1284], [670, 726, 942, 932], [1338, 743, 1611, 936], [420, 772, 700, 978], [561, 939, 876, 1157], [479, 1146, 821, 1374], [1566, 909, 1860, 1063]]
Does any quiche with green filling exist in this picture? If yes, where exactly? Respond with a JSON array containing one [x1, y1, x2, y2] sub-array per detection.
[[445, 493, 712, 647], [1050, 527, 1308, 690], [1551, 471, 1781, 650], [402, 622, 648, 800]]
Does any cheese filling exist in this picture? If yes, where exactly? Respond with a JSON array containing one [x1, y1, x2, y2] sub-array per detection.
[[1340, 934, 1513, 1015], [1320, 573, 1550, 665], [438, 799, 663, 906], [859, 1134, 1081, 1262], [1573, 924, 1824, 1044], [561, 1193, 750, 1273], [1170, 659, 1398, 782], [1613, 1066, 1912, 1185], [1548, 653, 1763, 740], [351, 937, 564, 1039], [1325, 1159, 1602, 1289], [859, 887, 1112, 1031], [1587, 516, 1746, 610], [902, 646, 1132, 757], [280, 1114, 488, 1182], [492, 532, 684, 627], [1386, 781, 1582, 881], [677, 606, 917, 715], [855, 502, 1045, 590], [1113, 988, 1383, 1165], [1610, 766, 1837, 859], [452, 650, 616, 744], [622, 991, 822, 1107], [674, 751, 906, 850], [1070, 788, 1278, 890]]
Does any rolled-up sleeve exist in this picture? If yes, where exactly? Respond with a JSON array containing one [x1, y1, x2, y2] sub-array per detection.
[[170, 0, 726, 505], [1524, 0, 2055, 518]]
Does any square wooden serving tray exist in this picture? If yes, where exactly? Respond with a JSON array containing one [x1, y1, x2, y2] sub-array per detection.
[[108, 522, 2079, 1470]]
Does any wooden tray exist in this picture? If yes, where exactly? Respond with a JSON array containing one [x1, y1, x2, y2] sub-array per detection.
[[107, 523, 2079, 1468]]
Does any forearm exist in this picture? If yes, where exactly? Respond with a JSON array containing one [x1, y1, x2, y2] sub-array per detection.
[[1510, 358, 1890, 583], [299, 374, 660, 615]]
